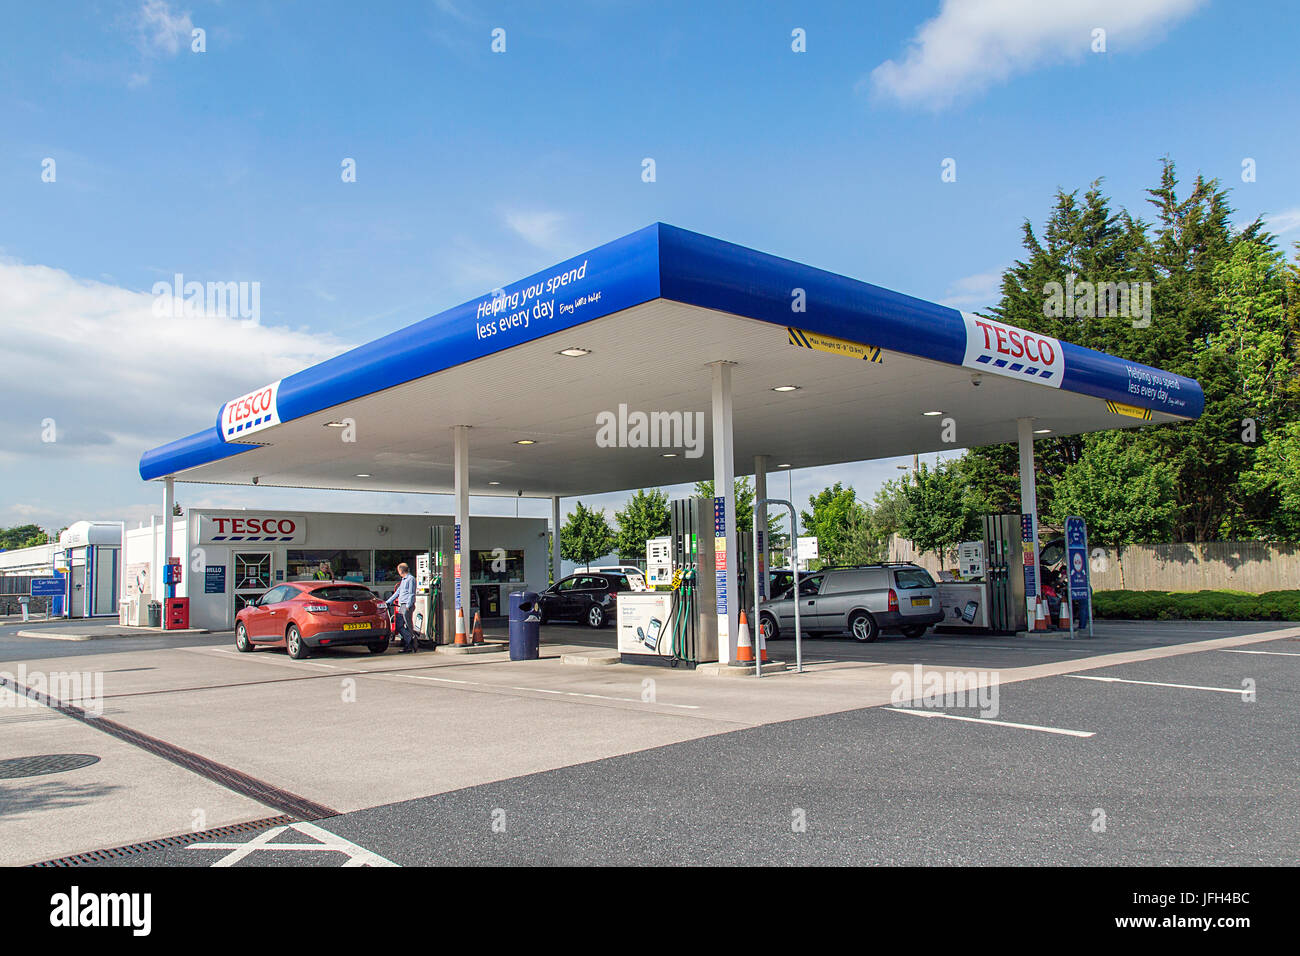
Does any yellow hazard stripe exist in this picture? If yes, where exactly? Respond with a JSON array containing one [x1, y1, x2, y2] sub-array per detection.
[[1105, 400, 1153, 421], [787, 327, 883, 364]]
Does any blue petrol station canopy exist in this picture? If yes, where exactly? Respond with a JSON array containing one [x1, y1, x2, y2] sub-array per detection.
[[139, 223, 1203, 490]]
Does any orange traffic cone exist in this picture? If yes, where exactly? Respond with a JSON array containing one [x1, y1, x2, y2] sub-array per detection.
[[1058, 596, 1070, 630], [1034, 597, 1048, 631], [757, 620, 770, 663], [454, 607, 468, 645], [736, 610, 755, 663], [471, 610, 484, 645]]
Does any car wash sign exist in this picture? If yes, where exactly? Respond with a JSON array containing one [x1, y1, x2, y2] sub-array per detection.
[[1065, 516, 1092, 628], [963, 316, 1063, 387], [219, 380, 282, 441], [200, 514, 305, 544]]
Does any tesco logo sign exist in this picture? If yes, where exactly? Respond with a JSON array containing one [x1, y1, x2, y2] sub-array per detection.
[[221, 380, 282, 441], [962, 315, 1063, 388], [200, 515, 305, 544]]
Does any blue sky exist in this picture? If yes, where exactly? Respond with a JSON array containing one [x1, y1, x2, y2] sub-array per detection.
[[2, 0, 1297, 532]]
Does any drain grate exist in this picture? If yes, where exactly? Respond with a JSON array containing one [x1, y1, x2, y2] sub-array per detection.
[[0, 754, 101, 779], [30, 815, 296, 867]]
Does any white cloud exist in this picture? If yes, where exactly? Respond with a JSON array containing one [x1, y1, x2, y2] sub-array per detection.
[[1264, 207, 1300, 236], [503, 209, 568, 252], [136, 0, 194, 57], [868, 0, 1205, 109], [940, 270, 1004, 310], [0, 258, 352, 480]]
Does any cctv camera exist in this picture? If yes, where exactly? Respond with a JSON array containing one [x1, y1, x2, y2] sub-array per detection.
[[970, 373, 983, 387], [252, 476, 260, 484]]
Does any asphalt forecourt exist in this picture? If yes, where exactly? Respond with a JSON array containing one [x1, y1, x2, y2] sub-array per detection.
[[0, 620, 1292, 870], [70, 629, 1298, 872]]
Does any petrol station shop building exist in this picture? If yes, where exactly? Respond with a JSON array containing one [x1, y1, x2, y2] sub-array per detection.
[[138, 223, 1203, 663]]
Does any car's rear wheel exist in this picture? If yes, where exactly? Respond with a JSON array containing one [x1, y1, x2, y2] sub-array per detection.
[[587, 604, 606, 628], [235, 622, 254, 652], [760, 612, 780, 641], [368, 640, 388, 654], [901, 624, 927, 638], [849, 611, 880, 643], [286, 624, 310, 659]]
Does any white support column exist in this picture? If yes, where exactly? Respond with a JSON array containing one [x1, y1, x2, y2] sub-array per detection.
[[754, 454, 769, 603], [162, 476, 175, 600], [550, 495, 562, 587], [1017, 417, 1041, 625], [711, 362, 738, 664], [453, 426, 470, 622]]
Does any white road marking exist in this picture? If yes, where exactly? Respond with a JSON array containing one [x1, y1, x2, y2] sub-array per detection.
[[1066, 675, 1246, 694], [1217, 648, 1300, 657], [886, 707, 1095, 738], [397, 673, 699, 709], [189, 821, 397, 867]]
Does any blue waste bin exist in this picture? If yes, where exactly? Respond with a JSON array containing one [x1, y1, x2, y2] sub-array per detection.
[[508, 591, 541, 660]]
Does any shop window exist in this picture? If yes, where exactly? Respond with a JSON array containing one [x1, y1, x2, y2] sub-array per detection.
[[374, 550, 419, 584], [286, 550, 372, 583], [470, 548, 525, 583]]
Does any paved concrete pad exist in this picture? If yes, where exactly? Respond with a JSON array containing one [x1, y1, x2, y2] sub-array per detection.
[[3, 620, 1293, 864], [0, 699, 276, 866]]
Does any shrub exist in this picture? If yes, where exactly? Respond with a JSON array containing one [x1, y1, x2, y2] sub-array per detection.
[[1091, 589, 1300, 621]]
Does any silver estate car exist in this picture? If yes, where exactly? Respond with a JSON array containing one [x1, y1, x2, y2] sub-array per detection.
[[758, 563, 943, 643]]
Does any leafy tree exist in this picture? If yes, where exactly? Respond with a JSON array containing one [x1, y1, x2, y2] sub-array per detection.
[[1050, 431, 1177, 588], [896, 462, 982, 567], [801, 482, 871, 567], [971, 158, 1298, 543], [614, 489, 670, 561], [559, 502, 615, 571], [0, 525, 50, 550], [870, 477, 909, 539]]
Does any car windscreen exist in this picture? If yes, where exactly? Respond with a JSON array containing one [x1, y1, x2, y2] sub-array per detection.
[[309, 585, 378, 602], [893, 568, 935, 590]]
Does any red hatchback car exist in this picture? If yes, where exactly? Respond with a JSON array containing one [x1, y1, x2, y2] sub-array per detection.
[[234, 582, 390, 659]]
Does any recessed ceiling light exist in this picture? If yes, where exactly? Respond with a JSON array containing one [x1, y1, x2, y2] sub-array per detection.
[[1034, 428, 1052, 434], [514, 439, 536, 445], [777, 463, 792, 469], [355, 473, 370, 478], [323, 421, 348, 427], [772, 385, 800, 392], [557, 347, 590, 357], [662, 453, 678, 458], [923, 410, 943, 416], [488, 481, 501, 485]]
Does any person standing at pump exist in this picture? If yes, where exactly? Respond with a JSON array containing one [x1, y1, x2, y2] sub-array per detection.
[[386, 563, 418, 653]]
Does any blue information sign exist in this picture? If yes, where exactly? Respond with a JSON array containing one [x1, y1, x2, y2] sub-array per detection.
[[31, 577, 65, 597], [1065, 516, 1092, 634]]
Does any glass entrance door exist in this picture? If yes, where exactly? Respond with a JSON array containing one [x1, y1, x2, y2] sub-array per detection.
[[233, 552, 272, 615]]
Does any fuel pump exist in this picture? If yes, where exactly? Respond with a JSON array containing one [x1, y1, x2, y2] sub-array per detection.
[[412, 526, 454, 646]]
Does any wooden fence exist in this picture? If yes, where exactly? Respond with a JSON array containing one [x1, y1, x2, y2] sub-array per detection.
[[888, 536, 1299, 593]]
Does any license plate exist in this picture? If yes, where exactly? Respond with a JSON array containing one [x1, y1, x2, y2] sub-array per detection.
[[343, 623, 370, 631], [910, 597, 931, 607]]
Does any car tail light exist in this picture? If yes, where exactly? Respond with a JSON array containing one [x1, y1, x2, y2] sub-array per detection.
[[888, 589, 898, 612], [304, 604, 329, 612]]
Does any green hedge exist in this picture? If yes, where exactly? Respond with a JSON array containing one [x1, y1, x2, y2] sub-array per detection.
[[1092, 589, 1300, 621]]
